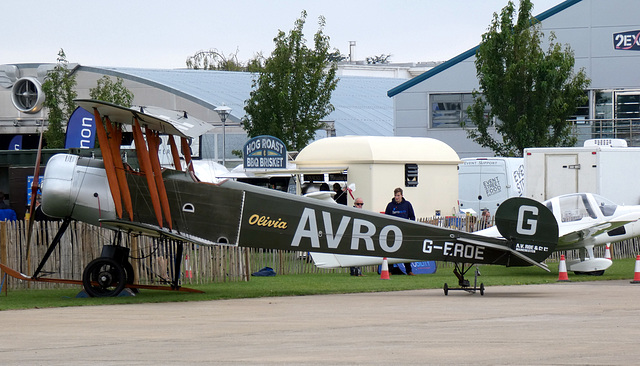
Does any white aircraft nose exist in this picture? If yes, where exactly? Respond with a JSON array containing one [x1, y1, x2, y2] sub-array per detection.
[[41, 154, 77, 218], [42, 153, 116, 225]]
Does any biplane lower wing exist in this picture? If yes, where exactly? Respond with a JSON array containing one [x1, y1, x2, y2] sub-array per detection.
[[99, 219, 220, 247]]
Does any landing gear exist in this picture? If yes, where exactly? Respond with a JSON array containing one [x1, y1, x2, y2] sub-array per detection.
[[82, 244, 132, 297], [443, 263, 484, 296], [82, 257, 126, 297]]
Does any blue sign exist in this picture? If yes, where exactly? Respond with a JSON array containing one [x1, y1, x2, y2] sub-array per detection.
[[243, 135, 287, 169], [65, 107, 96, 149], [8, 135, 22, 150], [614, 30, 640, 51], [26, 176, 43, 206]]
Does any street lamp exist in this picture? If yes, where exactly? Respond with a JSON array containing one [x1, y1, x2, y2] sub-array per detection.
[[214, 104, 231, 166]]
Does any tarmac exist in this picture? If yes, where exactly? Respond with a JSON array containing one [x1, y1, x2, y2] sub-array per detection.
[[0, 280, 638, 365]]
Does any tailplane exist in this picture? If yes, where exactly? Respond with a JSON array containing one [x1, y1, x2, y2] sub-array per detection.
[[494, 197, 559, 268]]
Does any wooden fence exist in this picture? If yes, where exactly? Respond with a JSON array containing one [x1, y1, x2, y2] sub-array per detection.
[[0, 220, 358, 291], [1, 216, 639, 291]]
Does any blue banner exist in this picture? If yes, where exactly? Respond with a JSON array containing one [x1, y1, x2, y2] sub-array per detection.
[[379, 261, 437, 275], [65, 107, 96, 149], [8, 135, 22, 150]]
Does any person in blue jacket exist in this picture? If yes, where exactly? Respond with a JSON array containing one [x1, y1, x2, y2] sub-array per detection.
[[384, 187, 416, 275], [385, 187, 415, 220], [0, 191, 16, 222]]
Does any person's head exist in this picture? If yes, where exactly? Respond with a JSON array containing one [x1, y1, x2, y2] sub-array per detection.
[[333, 183, 342, 192], [319, 183, 330, 191], [354, 197, 364, 208], [393, 187, 403, 203]]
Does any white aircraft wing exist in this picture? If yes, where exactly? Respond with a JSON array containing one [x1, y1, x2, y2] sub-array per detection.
[[556, 212, 640, 249]]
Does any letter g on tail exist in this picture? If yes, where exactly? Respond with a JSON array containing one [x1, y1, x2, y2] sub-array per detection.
[[516, 205, 538, 235]]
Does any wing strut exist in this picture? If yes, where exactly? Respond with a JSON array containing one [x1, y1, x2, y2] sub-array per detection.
[[168, 136, 182, 171], [93, 108, 123, 219], [105, 116, 134, 221], [146, 128, 173, 230], [132, 118, 164, 228], [181, 137, 195, 174]]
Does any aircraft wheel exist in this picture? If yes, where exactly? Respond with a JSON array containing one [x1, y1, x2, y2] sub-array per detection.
[[82, 257, 126, 297], [479, 283, 485, 296], [443, 283, 449, 296]]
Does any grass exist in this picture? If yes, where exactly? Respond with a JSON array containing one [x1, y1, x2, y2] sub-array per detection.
[[0, 257, 637, 310]]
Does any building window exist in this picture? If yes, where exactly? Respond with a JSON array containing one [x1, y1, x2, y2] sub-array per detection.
[[569, 91, 590, 122], [405, 163, 418, 187], [430, 93, 480, 128], [595, 90, 613, 120], [616, 92, 640, 120]]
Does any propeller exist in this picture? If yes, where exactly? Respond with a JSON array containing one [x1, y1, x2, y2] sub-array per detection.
[[24, 128, 44, 274]]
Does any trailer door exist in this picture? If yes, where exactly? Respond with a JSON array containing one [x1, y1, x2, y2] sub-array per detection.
[[545, 154, 579, 199]]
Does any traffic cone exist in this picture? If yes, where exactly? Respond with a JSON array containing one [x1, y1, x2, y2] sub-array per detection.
[[605, 244, 612, 261], [185, 254, 193, 279], [631, 255, 640, 284], [558, 255, 570, 282], [380, 257, 390, 280]]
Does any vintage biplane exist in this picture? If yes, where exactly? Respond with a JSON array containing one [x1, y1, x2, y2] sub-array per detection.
[[0, 99, 560, 297]]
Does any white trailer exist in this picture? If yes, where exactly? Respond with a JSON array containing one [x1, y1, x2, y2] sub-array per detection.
[[524, 139, 640, 205], [458, 157, 525, 216]]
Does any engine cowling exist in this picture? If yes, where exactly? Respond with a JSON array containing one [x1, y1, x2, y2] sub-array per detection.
[[41, 154, 116, 225]]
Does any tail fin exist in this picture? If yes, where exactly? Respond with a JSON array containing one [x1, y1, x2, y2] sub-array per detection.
[[494, 197, 559, 267]]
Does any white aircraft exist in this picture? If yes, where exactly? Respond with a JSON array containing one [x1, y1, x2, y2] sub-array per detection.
[[478, 192, 640, 275], [312, 192, 640, 276]]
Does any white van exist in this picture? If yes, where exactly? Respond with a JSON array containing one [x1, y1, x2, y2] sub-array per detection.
[[458, 157, 525, 216]]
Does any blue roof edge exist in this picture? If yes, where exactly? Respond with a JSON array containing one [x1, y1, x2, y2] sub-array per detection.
[[387, 0, 583, 97]]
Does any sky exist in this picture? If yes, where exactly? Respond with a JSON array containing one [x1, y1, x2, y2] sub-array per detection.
[[3, 0, 563, 69]]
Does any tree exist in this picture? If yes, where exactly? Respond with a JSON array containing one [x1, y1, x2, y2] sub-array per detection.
[[186, 48, 245, 71], [42, 49, 77, 148], [366, 54, 391, 64], [89, 76, 134, 106], [242, 11, 339, 151], [464, 0, 590, 157], [186, 48, 268, 72]]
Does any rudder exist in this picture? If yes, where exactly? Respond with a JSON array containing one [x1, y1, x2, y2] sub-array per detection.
[[494, 197, 559, 265]]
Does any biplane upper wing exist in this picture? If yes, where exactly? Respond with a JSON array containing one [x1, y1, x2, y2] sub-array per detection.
[[75, 99, 212, 138]]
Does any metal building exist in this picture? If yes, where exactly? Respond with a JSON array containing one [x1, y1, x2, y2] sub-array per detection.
[[388, 0, 640, 157]]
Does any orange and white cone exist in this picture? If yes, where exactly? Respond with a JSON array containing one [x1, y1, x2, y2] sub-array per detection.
[[185, 254, 193, 279], [558, 254, 570, 282], [380, 257, 390, 280], [605, 244, 612, 261], [631, 255, 640, 284]]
